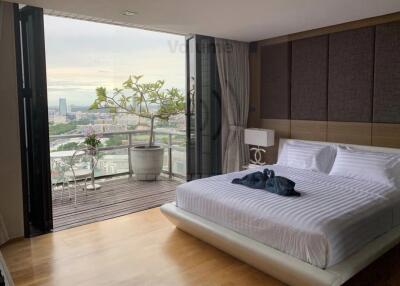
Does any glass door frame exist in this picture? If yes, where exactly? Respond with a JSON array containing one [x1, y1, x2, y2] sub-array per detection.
[[14, 4, 53, 236]]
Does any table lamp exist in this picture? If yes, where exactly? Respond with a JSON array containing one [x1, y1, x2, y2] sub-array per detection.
[[244, 128, 275, 165]]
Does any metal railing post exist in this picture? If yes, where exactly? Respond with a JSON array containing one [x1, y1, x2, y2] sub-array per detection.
[[168, 133, 172, 180], [128, 133, 133, 177]]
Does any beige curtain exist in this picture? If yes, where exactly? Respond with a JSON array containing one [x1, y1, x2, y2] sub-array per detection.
[[215, 39, 250, 173]]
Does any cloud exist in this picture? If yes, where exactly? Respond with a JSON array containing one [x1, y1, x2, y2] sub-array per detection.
[[44, 15, 185, 106]]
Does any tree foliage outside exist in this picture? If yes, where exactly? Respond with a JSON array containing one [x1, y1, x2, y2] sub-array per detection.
[[105, 135, 126, 147], [90, 75, 185, 147], [56, 142, 81, 151], [49, 119, 92, 136], [49, 122, 77, 136]]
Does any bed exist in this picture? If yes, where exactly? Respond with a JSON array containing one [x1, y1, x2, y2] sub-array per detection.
[[161, 139, 400, 286]]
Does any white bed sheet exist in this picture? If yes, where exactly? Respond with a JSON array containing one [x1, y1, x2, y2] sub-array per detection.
[[176, 165, 400, 268]]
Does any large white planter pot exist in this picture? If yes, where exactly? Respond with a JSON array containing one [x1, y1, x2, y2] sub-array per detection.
[[131, 145, 164, 180]]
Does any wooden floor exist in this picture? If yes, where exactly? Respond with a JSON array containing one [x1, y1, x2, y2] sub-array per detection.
[[2, 208, 400, 286], [52, 176, 180, 231]]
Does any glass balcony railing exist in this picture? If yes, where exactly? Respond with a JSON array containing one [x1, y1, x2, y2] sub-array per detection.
[[49, 130, 186, 179]]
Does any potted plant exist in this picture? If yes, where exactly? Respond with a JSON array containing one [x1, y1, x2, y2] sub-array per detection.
[[90, 75, 185, 180], [83, 127, 102, 155]]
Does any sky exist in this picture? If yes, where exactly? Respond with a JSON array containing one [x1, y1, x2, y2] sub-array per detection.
[[44, 15, 185, 107]]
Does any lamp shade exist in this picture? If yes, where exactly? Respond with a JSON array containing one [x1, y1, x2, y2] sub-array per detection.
[[244, 128, 274, 147]]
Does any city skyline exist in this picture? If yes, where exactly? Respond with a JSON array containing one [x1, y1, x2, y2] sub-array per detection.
[[44, 15, 185, 107]]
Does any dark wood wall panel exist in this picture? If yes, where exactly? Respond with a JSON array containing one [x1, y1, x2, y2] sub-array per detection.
[[260, 43, 291, 119], [374, 21, 400, 123], [328, 27, 375, 122], [291, 35, 328, 120]]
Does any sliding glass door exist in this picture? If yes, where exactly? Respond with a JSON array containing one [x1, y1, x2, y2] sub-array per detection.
[[13, 6, 220, 235], [186, 35, 222, 180], [15, 5, 52, 235]]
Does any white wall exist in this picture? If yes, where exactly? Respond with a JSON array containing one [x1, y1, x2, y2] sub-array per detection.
[[0, 1, 24, 242]]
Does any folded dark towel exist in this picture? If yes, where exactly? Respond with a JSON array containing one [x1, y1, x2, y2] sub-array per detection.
[[232, 168, 300, 197], [231, 171, 267, 189], [263, 169, 300, 197]]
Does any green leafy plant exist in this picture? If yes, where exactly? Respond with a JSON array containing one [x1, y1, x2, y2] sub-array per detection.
[[56, 142, 80, 151], [90, 75, 185, 147], [84, 127, 102, 149]]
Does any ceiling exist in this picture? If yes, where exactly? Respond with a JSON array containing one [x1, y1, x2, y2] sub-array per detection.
[[18, 0, 400, 42]]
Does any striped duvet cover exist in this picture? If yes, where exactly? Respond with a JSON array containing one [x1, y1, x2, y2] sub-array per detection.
[[176, 165, 400, 268]]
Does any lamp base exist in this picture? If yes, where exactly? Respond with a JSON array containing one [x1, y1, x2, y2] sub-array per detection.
[[249, 146, 266, 165]]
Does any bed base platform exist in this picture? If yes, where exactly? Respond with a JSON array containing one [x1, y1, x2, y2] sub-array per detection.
[[161, 202, 400, 286]]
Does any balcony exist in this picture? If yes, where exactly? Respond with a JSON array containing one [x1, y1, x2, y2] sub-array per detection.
[[50, 130, 186, 231]]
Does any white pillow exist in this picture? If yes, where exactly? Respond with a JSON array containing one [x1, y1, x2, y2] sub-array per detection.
[[329, 146, 400, 187], [277, 141, 337, 173]]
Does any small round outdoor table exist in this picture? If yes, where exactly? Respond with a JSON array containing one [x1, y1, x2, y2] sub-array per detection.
[[50, 150, 101, 190]]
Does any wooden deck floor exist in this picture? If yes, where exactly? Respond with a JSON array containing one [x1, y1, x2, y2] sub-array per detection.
[[52, 176, 181, 231]]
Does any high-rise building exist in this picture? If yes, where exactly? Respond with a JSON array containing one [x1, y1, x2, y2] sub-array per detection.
[[59, 98, 67, 115]]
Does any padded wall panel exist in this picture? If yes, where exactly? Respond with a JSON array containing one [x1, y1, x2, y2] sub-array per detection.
[[249, 45, 261, 127], [328, 27, 374, 122], [260, 43, 291, 119], [374, 21, 400, 123], [291, 36, 328, 120]]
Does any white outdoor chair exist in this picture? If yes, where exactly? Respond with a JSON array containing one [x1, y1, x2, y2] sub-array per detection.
[[50, 158, 69, 201], [64, 149, 98, 206]]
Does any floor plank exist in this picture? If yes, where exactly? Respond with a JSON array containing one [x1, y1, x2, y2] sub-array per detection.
[[52, 176, 181, 231]]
